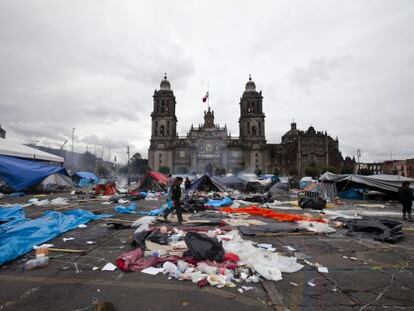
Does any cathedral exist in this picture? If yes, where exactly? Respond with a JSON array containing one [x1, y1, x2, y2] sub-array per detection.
[[148, 75, 344, 175]]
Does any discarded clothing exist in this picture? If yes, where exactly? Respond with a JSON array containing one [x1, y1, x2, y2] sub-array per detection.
[[116, 248, 183, 272], [299, 197, 326, 210], [221, 206, 325, 223], [0, 209, 111, 265], [184, 232, 225, 262], [114, 203, 137, 214], [223, 218, 267, 227], [341, 217, 404, 243]]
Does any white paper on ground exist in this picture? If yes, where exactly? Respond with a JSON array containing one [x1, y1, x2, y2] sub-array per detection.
[[257, 243, 272, 249], [290, 282, 298, 286], [318, 266, 329, 273], [241, 286, 254, 291], [101, 263, 117, 271], [63, 237, 75, 242], [78, 224, 87, 228], [86, 241, 96, 245], [307, 281, 316, 287], [141, 267, 165, 275], [284, 246, 296, 252], [266, 248, 276, 252]]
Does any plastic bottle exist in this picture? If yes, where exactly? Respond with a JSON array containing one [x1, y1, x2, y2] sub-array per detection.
[[24, 256, 49, 270]]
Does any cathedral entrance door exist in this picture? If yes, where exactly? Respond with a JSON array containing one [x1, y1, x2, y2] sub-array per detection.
[[205, 164, 213, 175]]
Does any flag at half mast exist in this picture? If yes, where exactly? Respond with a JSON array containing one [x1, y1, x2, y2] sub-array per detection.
[[202, 92, 209, 103]]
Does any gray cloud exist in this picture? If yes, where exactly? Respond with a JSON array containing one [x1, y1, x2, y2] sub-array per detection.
[[288, 55, 352, 93]]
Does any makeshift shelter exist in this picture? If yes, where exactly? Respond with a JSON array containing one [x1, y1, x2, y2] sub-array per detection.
[[299, 176, 315, 189], [320, 172, 414, 199], [320, 172, 414, 192], [189, 174, 228, 192], [216, 174, 248, 190], [72, 171, 99, 187], [38, 173, 74, 192], [0, 138, 64, 163], [136, 171, 168, 192], [0, 155, 68, 191]]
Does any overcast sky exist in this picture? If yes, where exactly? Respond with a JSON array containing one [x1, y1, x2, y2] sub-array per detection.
[[0, 0, 413, 163]]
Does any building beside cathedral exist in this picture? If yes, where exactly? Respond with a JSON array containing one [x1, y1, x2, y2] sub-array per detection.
[[148, 75, 344, 175]]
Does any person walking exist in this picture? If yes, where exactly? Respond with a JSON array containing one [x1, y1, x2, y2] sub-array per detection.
[[163, 177, 183, 222], [398, 181, 413, 221], [184, 177, 191, 191]]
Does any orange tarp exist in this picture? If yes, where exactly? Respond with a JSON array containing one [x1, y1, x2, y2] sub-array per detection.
[[220, 205, 326, 223]]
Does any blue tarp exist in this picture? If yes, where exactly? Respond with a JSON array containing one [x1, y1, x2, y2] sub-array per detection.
[[140, 200, 173, 216], [0, 204, 26, 222], [114, 203, 137, 214], [206, 197, 233, 207], [74, 172, 99, 183], [0, 155, 68, 191], [0, 209, 112, 265], [340, 189, 364, 199]]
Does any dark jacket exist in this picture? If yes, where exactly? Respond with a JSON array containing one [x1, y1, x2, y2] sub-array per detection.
[[171, 184, 181, 201], [399, 186, 413, 205], [184, 179, 191, 190]]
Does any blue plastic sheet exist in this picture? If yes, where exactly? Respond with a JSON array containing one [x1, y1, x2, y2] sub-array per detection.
[[0, 209, 112, 265], [206, 197, 233, 207], [74, 172, 99, 183], [0, 155, 68, 191], [114, 203, 137, 214], [8, 192, 25, 198], [140, 200, 173, 216], [0, 204, 26, 222]]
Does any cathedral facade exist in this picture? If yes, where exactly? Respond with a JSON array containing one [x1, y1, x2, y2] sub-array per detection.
[[148, 75, 344, 175]]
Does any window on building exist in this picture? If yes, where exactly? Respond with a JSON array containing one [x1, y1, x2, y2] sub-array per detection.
[[252, 125, 257, 136], [166, 121, 170, 135], [155, 121, 158, 136], [160, 125, 165, 136]]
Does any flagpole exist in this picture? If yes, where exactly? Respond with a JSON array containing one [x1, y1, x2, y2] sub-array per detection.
[[207, 81, 210, 109]]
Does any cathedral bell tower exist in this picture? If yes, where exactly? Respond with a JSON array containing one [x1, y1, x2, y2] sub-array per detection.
[[239, 75, 266, 144], [148, 74, 178, 172], [239, 75, 266, 172]]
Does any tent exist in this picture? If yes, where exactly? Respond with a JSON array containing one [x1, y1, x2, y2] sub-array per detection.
[[189, 174, 228, 192], [299, 176, 316, 189], [136, 171, 168, 191], [0, 138, 63, 163], [0, 155, 68, 191], [216, 174, 248, 190], [320, 172, 414, 193], [39, 173, 74, 192], [72, 171, 99, 187]]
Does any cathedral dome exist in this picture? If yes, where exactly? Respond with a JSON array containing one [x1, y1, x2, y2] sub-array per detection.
[[245, 75, 256, 92], [160, 74, 171, 90], [307, 126, 316, 134]]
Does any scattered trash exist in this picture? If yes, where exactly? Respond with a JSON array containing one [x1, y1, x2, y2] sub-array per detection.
[[141, 267, 165, 275], [63, 237, 75, 242], [101, 263, 117, 271]]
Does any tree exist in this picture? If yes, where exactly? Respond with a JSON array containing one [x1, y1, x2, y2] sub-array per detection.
[[159, 166, 170, 174], [341, 166, 353, 174], [305, 166, 320, 178]]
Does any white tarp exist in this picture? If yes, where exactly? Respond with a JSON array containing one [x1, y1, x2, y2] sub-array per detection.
[[0, 138, 63, 163]]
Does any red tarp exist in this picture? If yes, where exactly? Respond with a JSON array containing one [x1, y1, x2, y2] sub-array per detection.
[[220, 205, 326, 223], [147, 171, 168, 186]]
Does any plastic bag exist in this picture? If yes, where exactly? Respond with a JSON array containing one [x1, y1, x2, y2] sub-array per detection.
[[184, 232, 225, 262]]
